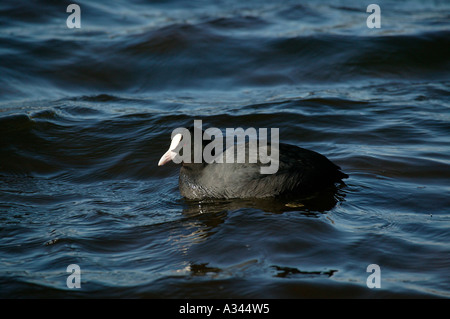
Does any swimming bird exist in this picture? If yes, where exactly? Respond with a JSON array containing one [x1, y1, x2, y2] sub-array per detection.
[[158, 128, 347, 200]]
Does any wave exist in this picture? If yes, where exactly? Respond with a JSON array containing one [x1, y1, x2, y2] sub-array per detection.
[[1, 1, 449, 101]]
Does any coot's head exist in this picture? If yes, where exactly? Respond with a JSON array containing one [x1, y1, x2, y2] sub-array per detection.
[[158, 126, 210, 167]]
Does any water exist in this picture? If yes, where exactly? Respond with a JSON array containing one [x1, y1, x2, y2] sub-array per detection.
[[1, 0, 449, 298]]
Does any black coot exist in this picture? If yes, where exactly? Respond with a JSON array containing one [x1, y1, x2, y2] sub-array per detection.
[[158, 128, 348, 200]]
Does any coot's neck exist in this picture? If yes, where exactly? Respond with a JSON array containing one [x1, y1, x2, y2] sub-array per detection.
[[181, 162, 207, 172]]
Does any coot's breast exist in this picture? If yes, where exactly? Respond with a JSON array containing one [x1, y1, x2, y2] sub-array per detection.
[[179, 143, 347, 200]]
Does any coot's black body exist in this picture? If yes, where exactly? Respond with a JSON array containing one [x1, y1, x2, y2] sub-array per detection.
[[176, 142, 348, 200]]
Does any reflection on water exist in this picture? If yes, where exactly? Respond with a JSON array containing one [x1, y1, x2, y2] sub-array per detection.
[[182, 185, 346, 216]]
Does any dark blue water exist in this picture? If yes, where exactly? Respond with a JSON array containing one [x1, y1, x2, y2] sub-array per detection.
[[1, 0, 449, 298]]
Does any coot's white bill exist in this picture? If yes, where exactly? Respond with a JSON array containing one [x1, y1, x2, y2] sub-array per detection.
[[158, 133, 183, 166]]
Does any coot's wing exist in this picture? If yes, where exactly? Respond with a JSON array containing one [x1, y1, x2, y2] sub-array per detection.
[[247, 143, 347, 195], [277, 143, 347, 189]]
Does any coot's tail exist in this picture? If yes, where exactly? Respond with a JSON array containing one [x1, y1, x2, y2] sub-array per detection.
[[334, 167, 349, 182]]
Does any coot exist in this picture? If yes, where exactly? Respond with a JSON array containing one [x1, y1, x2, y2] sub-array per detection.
[[158, 128, 348, 199]]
